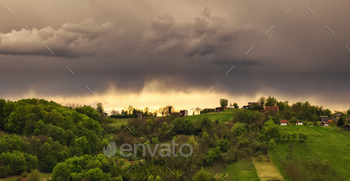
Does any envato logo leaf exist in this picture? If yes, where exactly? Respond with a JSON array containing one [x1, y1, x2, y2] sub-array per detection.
[[103, 142, 117, 157]]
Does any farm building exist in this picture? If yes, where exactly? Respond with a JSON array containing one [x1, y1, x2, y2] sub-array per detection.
[[319, 116, 329, 125], [280, 120, 288, 126], [248, 102, 259, 108], [137, 113, 142, 119], [296, 120, 303, 125], [262, 106, 279, 113], [180, 110, 188, 117], [203, 108, 215, 112], [215, 107, 225, 112], [323, 120, 335, 127]]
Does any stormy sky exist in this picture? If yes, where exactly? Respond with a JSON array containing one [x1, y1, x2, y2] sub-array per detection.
[[1, 0, 350, 112]]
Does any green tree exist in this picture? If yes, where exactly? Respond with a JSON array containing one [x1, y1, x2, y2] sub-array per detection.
[[217, 139, 229, 153], [269, 139, 276, 149], [220, 99, 228, 108], [233, 102, 238, 109], [337, 117, 344, 127], [192, 167, 214, 181], [347, 109, 350, 115], [286, 132, 291, 140], [289, 117, 298, 126], [27, 169, 41, 181], [291, 132, 297, 141], [264, 125, 280, 141], [152, 137, 160, 144], [266, 96, 277, 106], [148, 175, 155, 181], [44, 109, 64, 127], [96, 103, 104, 114], [299, 132, 308, 142]]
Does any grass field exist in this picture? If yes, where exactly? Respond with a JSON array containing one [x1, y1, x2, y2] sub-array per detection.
[[271, 125, 350, 180], [223, 158, 260, 181], [251, 156, 284, 181], [182, 109, 237, 123], [109, 118, 129, 126], [0, 173, 52, 181]]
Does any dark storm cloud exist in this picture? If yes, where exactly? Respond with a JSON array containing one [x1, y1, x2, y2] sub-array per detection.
[[1, 0, 350, 108]]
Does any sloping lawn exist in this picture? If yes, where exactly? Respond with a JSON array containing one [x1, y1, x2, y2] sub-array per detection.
[[223, 158, 260, 181], [182, 109, 238, 123], [0, 173, 52, 181], [276, 126, 350, 180]]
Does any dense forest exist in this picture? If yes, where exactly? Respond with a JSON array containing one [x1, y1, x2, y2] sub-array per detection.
[[0, 97, 349, 181]]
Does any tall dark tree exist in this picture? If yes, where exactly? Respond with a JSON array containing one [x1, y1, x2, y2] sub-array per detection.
[[96, 103, 104, 114], [337, 117, 344, 127]]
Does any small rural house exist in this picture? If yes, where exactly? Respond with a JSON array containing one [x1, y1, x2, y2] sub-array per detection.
[[324, 120, 334, 127], [319, 116, 329, 125], [137, 113, 142, 119], [180, 110, 188, 117], [296, 120, 303, 125], [262, 106, 279, 113], [248, 102, 259, 108], [215, 107, 225, 112], [241, 105, 250, 109], [203, 108, 215, 112], [280, 120, 288, 126]]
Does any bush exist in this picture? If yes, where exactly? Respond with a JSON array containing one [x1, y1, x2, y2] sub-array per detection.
[[27, 169, 41, 181]]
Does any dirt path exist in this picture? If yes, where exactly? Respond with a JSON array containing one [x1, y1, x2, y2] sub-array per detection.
[[251, 156, 285, 181]]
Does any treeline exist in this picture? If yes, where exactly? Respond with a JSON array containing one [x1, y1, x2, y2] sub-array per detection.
[[250, 96, 350, 126], [0, 98, 108, 177], [52, 108, 290, 180]]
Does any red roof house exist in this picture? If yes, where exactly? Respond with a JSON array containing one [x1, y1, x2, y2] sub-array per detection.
[[280, 120, 288, 126]]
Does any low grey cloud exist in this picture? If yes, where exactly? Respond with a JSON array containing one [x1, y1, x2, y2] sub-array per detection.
[[0, 19, 115, 57]]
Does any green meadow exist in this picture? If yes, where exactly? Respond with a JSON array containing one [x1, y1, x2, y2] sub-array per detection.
[[271, 125, 350, 180]]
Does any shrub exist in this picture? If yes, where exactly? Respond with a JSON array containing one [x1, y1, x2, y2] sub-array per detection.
[[27, 169, 41, 181]]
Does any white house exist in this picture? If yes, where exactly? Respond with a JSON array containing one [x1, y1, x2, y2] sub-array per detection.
[[296, 120, 303, 125], [280, 120, 288, 126]]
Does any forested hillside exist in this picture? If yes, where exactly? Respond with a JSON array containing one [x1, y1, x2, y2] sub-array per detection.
[[0, 97, 349, 181], [0, 98, 107, 177]]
